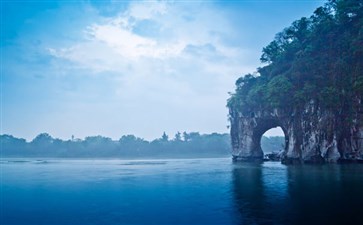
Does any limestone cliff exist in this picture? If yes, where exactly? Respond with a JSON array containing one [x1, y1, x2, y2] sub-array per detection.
[[227, 0, 363, 163], [229, 99, 363, 163]]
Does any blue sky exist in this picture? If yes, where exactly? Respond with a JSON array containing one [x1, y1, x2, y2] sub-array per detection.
[[1, 0, 325, 141]]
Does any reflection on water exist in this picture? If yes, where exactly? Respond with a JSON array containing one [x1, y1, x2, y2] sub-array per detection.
[[232, 162, 363, 225], [286, 165, 363, 224], [232, 162, 291, 224], [1, 158, 363, 225]]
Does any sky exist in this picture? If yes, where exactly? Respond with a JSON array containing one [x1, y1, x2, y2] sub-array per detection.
[[1, 0, 325, 141]]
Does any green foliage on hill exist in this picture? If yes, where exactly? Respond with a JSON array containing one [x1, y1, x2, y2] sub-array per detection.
[[0, 133, 231, 158], [228, 0, 363, 114], [0, 133, 285, 158], [261, 136, 285, 153]]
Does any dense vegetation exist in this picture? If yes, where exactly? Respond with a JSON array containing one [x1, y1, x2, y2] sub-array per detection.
[[261, 136, 285, 153], [0, 133, 284, 158], [228, 0, 363, 115]]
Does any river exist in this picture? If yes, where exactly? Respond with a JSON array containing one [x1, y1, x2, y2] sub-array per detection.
[[1, 158, 363, 224]]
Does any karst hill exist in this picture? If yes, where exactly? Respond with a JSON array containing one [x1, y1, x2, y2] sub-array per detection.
[[228, 0, 363, 163]]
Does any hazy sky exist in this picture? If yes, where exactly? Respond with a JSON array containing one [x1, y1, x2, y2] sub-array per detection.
[[1, 0, 325, 141]]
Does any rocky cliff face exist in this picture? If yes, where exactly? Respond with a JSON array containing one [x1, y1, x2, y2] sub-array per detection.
[[228, 0, 363, 164], [230, 100, 363, 164]]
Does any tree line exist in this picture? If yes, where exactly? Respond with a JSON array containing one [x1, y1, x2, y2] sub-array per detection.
[[0, 132, 284, 158], [228, 0, 363, 116]]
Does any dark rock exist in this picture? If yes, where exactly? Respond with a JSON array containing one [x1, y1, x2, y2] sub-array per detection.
[[229, 100, 363, 164], [264, 152, 282, 161]]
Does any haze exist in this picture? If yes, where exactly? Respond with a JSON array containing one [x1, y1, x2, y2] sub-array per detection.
[[1, 0, 324, 141]]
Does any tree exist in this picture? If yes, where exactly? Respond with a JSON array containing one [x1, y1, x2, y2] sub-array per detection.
[[182, 132, 201, 142], [32, 133, 54, 145], [174, 132, 181, 141], [228, 0, 363, 116], [161, 132, 168, 142]]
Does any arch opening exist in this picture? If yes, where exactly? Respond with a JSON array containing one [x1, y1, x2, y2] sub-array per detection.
[[260, 127, 287, 161]]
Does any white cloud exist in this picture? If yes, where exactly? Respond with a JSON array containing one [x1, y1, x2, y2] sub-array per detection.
[[127, 0, 167, 20], [49, 1, 245, 66], [45, 0, 256, 139]]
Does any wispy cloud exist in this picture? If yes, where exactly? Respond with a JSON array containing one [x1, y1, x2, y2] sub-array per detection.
[[42, 1, 253, 140], [5, 0, 325, 139], [48, 1, 247, 71]]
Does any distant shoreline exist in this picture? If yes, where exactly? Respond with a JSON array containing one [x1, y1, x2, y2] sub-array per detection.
[[1, 133, 284, 158]]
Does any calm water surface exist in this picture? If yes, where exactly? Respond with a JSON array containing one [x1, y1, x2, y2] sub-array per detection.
[[1, 158, 363, 225]]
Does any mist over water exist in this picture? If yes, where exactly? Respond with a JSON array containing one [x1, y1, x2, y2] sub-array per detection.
[[2, 158, 363, 225]]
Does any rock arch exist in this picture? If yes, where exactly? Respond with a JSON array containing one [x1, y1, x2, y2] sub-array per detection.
[[231, 110, 288, 161], [230, 103, 363, 164]]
